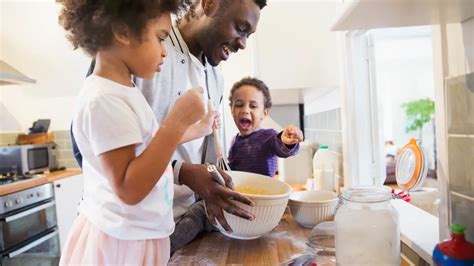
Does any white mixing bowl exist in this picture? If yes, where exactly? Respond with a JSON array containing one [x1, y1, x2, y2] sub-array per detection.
[[289, 190, 338, 228], [216, 171, 292, 240]]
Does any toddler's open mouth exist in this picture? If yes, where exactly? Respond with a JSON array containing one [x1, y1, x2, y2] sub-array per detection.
[[239, 118, 252, 131]]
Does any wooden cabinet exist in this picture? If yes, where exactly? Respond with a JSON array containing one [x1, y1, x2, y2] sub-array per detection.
[[53, 174, 83, 250]]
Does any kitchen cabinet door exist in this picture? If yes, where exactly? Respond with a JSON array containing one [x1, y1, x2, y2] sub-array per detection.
[[255, 2, 339, 91], [53, 174, 83, 251]]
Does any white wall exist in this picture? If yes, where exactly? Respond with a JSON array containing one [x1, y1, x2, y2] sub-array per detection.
[[0, 1, 91, 132], [304, 88, 341, 115], [255, 1, 339, 91], [0, 0, 344, 146]]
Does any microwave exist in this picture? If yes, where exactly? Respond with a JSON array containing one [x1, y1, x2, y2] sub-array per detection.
[[0, 143, 53, 175]]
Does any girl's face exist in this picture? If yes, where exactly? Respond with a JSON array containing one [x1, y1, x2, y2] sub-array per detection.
[[231, 85, 268, 136], [126, 13, 171, 79]]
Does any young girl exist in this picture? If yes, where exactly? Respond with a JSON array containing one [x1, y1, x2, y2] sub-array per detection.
[[58, 0, 206, 264], [228, 77, 304, 177]]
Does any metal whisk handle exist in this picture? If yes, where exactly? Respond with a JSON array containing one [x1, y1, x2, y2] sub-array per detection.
[[206, 163, 226, 187]]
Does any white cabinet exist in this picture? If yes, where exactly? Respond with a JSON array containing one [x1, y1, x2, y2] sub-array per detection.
[[53, 174, 83, 251], [331, 0, 474, 31], [254, 1, 339, 91]]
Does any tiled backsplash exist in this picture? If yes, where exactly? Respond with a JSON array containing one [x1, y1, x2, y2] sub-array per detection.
[[53, 130, 80, 169], [304, 108, 343, 178], [304, 108, 342, 153], [446, 73, 474, 242], [0, 130, 79, 169]]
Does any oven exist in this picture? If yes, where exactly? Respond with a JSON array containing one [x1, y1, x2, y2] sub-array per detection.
[[0, 183, 60, 266]]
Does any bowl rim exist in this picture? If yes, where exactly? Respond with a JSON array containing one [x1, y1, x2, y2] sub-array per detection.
[[227, 171, 293, 200], [289, 190, 339, 204]]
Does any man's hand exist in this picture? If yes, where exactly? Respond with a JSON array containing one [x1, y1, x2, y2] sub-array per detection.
[[178, 163, 255, 232]]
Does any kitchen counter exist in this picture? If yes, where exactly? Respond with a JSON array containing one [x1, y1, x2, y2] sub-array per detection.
[[392, 199, 438, 264], [46, 169, 82, 183], [169, 212, 331, 265], [0, 169, 82, 196]]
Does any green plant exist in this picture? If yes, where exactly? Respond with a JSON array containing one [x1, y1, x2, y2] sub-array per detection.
[[401, 98, 435, 140]]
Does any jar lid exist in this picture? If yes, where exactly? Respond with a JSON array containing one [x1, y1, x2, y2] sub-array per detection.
[[395, 138, 428, 191], [342, 186, 391, 203]]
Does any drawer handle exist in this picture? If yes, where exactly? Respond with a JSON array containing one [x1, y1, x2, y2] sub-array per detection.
[[7, 230, 58, 258], [4, 201, 56, 222]]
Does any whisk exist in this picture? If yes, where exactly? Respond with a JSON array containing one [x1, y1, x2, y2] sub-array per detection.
[[207, 100, 231, 171]]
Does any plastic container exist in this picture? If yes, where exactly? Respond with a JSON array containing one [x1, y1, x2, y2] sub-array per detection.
[[278, 141, 314, 186], [432, 224, 474, 265], [307, 221, 335, 251], [335, 186, 400, 266], [312, 145, 335, 191]]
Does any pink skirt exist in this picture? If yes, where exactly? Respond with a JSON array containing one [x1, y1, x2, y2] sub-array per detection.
[[59, 214, 170, 265]]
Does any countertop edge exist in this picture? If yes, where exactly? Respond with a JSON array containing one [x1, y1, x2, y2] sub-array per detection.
[[0, 169, 82, 196], [46, 169, 82, 183], [392, 199, 439, 264]]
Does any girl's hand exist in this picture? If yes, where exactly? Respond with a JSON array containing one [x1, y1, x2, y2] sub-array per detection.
[[203, 111, 220, 135], [180, 110, 219, 143], [166, 87, 205, 130], [281, 125, 304, 145]]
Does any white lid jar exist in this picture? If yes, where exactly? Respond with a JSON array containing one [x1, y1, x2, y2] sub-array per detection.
[[335, 187, 400, 266]]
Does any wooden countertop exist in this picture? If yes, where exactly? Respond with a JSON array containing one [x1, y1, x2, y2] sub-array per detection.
[[46, 169, 82, 183], [0, 169, 82, 196], [169, 212, 333, 265]]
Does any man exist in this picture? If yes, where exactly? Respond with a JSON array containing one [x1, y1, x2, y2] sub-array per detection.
[[136, 0, 267, 253], [73, 0, 267, 253]]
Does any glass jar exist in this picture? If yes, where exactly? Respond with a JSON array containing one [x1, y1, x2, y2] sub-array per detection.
[[335, 187, 400, 266]]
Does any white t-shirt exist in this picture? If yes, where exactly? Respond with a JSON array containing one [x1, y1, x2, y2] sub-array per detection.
[[72, 75, 174, 240], [137, 20, 224, 219]]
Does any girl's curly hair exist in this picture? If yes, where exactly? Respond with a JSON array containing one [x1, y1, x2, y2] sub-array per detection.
[[59, 0, 192, 56], [229, 77, 272, 109]]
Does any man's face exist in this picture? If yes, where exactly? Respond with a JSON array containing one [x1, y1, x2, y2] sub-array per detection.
[[199, 0, 261, 66]]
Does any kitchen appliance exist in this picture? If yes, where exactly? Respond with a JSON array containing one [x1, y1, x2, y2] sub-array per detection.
[[0, 183, 60, 265], [0, 143, 53, 176]]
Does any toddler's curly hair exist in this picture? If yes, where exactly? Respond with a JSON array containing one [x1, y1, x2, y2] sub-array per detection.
[[229, 77, 272, 109], [58, 0, 192, 56]]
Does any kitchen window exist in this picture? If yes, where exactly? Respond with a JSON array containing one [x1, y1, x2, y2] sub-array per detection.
[[341, 26, 440, 214], [340, 25, 441, 263]]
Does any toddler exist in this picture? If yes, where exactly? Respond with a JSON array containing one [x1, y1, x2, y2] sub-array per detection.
[[228, 77, 303, 177]]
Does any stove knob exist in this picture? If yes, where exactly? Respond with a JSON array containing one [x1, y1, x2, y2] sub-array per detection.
[[37, 192, 43, 197], [4, 200, 13, 208], [15, 198, 23, 204]]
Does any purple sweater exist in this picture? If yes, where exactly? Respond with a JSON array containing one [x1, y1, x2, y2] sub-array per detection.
[[228, 129, 300, 177]]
